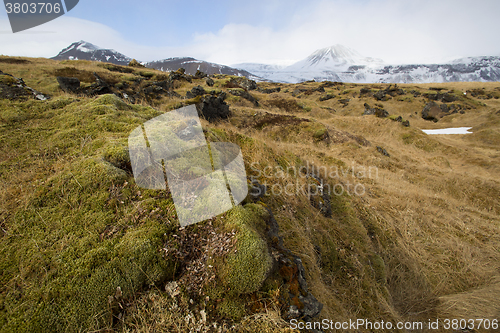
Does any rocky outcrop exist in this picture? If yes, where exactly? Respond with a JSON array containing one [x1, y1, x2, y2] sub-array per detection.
[[186, 85, 206, 99], [263, 206, 323, 321], [319, 94, 335, 101], [258, 87, 281, 94], [384, 84, 405, 97], [228, 89, 259, 106], [226, 77, 257, 91], [373, 84, 405, 101], [293, 86, 325, 97], [363, 103, 389, 118], [306, 172, 332, 218], [196, 93, 231, 122], [377, 146, 390, 157], [423, 92, 458, 103], [168, 68, 192, 83], [374, 90, 389, 101], [194, 70, 208, 79], [0, 71, 49, 101], [359, 87, 373, 97], [54, 69, 185, 103], [205, 77, 214, 87], [422, 102, 441, 122], [339, 98, 350, 107], [56, 76, 80, 93], [87, 73, 113, 96]]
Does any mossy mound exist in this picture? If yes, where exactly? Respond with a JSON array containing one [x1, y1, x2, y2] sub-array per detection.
[[0, 93, 179, 332], [218, 204, 272, 295]]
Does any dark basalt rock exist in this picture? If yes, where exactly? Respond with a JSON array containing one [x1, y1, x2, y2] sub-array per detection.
[[363, 103, 389, 118], [307, 172, 332, 218], [169, 68, 192, 83], [359, 87, 373, 96], [263, 208, 323, 322], [227, 76, 257, 91], [384, 84, 405, 97], [374, 90, 389, 101], [205, 77, 214, 87], [258, 87, 281, 94], [373, 85, 404, 101], [229, 89, 259, 106], [319, 94, 335, 101], [186, 85, 206, 99], [196, 94, 230, 122], [56, 76, 80, 93], [1, 71, 49, 101], [422, 102, 441, 122], [194, 70, 207, 79], [339, 98, 350, 106], [377, 146, 390, 157], [423, 92, 459, 103], [83, 73, 112, 96]]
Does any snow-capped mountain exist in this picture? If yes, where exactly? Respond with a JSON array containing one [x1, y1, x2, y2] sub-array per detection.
[[52, 41, 500, 84], [286, 44, 383, 71], [51, 41, 260, 79], [51, 41, 132, 65], [234, 45, 384, 83], [235, 45, 500, 84], [231, 63, 286, 74], [145, 57, 259, 79]]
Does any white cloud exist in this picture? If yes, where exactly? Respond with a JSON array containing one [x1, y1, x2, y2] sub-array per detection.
[[185, 0, 500, 65], [0, 16, 127, 58], [0, 0, 499, 66]]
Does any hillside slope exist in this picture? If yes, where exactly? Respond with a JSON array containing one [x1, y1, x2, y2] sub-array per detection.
[[1, 56, 499, 333]]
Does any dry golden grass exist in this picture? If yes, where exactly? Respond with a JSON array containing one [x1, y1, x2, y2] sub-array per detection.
[[1, 56, 499, 332]]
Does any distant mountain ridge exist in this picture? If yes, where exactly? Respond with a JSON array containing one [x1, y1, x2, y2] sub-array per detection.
[[146, 57, 259, 80], [51, 41, 259, 79], [233, 45, 500, 83], [52, 41, 132, 65], [52, 41, 500, 84]]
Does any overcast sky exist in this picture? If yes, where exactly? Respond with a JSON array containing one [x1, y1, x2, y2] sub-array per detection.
[[1, 0, 499, 66]]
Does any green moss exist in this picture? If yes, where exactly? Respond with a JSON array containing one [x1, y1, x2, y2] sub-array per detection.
[[103, 143, 131, 172], [184, 95, 202, 105], [300, 103, 312, 112], [217, 298, 246, 321], [370, 254, 387, 284], [90, 94, 129, 111], [0, 106, 27, 123], [206, 128, 229, 142], [138, 71, 155, 78], [0, 75, 17, 85], [217, 205, 272, 295], [319, 239, 341, 272], [313, 128, 327, 139], [0, 89, 183, 331]]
